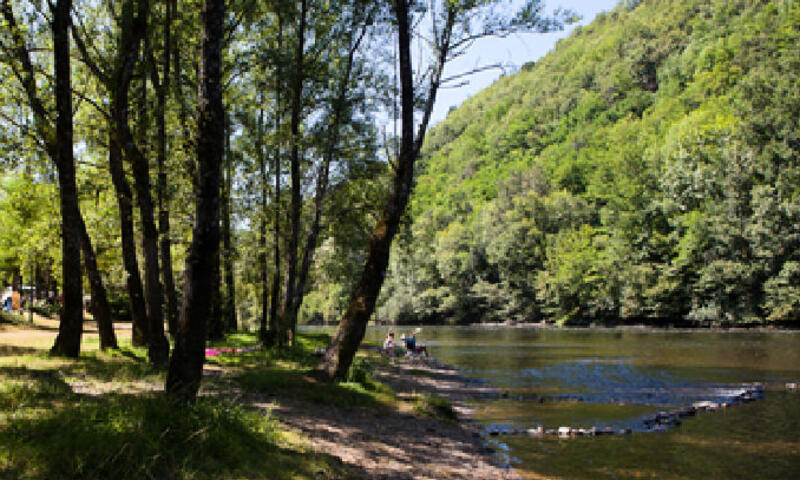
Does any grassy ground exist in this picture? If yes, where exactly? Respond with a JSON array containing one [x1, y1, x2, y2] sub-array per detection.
[[0, 313, 409, 479]]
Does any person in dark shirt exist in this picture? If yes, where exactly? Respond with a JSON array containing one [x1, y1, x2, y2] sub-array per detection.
[[402, 328, 428, 357]]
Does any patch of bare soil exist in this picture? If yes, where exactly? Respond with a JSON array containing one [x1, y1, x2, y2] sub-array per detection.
[[235, 353, 517, 480]]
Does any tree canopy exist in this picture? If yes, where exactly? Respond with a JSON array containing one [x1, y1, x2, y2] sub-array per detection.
[[378, 0, 800, 327]]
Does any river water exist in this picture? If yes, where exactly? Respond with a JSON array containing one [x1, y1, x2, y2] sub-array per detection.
[[355, 326, 800, 479]]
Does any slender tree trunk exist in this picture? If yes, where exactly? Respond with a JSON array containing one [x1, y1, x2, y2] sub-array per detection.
[[280, 0, 307, 345], [156, 0, 179, 336], [129, 3, 168, 366], [316, 0, 446, 380], [79, 218, 118, 349], [110, 0, 151, 347], [172, 0, 196, 180], [222, 111, 236, 332], [257, 108, 269, 340], [166, 0, 225, 401], [265, 18, 283, 347], [50, 0, 84, 357], [108, 134, 150, 345]]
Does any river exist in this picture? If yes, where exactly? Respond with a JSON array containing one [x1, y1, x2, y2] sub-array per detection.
[[353, 326, 800, 479]]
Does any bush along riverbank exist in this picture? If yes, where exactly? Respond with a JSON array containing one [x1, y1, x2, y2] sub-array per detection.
[[0, 325, 516, 479]]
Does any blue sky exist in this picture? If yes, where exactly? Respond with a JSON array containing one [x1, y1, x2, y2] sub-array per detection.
[[431, 0, 621, 124]]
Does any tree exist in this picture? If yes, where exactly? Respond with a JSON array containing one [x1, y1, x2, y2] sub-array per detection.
[[317, 0, 573, 380], [166, 0, 225, 401], [1, 0, 120, 354]]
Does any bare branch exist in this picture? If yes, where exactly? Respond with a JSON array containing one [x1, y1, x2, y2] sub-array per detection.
[[440, 62, 506, 86]]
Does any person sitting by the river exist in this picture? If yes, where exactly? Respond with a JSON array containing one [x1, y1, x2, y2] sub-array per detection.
[[382, 330, 397, 356], [402, 328, 428, 357]]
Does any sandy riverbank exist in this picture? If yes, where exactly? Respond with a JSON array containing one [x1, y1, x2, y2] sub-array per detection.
[[225, 352, 518, 480]]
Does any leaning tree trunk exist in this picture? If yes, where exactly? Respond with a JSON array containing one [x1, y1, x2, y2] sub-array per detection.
[[108, 134, 150, 346], [49, 0, 84, 357], [166, 0, 225, 402], [316, 0, 445, 380], [79, 218, 118, 349]]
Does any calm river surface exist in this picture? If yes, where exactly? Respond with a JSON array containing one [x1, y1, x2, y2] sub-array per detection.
[[350, 326, 800, 479]]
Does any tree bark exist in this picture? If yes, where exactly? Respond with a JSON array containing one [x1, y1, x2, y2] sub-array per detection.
[[108, 133, 150, 345], [49, 0, 84, 357], [79, 217, 118, 349], [166, 0, 225, 402], [153, 0, 179, 337], [257, 108, 269, 340], [109, 0, 151, 347], [280, 0, 307, 345], [127, 0, 169, 366], [264, 17, 283, 347], [222, 111, 236, 332], [316, 0, 448, 380]]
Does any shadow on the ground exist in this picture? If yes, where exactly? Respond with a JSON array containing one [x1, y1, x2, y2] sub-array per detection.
[[0, 390, 363, 480], [0, 344, 41, 356]]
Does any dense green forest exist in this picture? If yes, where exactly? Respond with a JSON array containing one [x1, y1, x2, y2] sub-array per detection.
[[1, 0, 578, 388], [1, 0, 798, 363], [378, 0, 800, 327]]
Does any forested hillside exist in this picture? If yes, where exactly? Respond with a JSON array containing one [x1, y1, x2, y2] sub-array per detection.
[[378, 0, 800, 326]]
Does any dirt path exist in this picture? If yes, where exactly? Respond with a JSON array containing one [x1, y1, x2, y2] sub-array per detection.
[[264, 356, 516, 480]]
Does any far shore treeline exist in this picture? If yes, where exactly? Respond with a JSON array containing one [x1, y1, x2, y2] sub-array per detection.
[[377, 0, 800, 328]]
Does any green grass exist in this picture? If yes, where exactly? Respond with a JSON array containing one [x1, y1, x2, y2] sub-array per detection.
[[0, 394, 350, 479], [414, 394, 459, 422], [226, 334, 396, 410], [0, 331, 385, 479]]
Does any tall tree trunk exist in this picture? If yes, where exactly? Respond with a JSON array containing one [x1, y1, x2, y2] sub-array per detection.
[[280, 0, 307, 345], [128, 14, 169, 366], [316, 0, 447, 380], [155, 0, 179, 336], [50, 0, 84, 357], [257, 108, 269, 341], [264, 17, 283, 347], [166, 0, 225, 401], [79, 218, 118, 349], [221, 111, 236, 332], [110, 0, 151, 347]]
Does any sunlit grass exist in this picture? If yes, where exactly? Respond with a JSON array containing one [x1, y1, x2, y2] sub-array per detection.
[[414, 393, 459, 422], [0, 330, 380, 479], [0, 394, 351, 479]]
